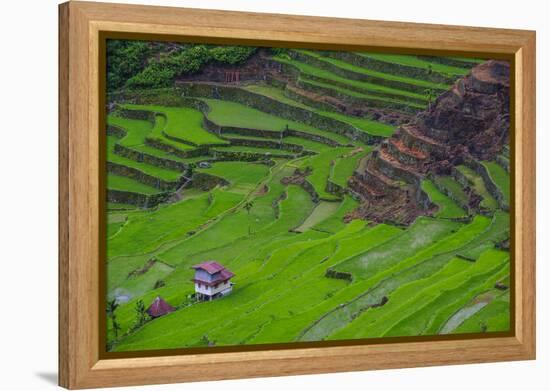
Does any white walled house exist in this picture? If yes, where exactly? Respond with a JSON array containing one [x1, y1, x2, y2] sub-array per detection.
[[191, 261, 235, 301]]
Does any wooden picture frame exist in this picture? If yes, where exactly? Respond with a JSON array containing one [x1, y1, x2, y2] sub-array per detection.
[[59, 1, 536, 389]]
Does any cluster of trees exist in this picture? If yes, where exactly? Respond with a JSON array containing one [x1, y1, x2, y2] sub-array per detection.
[[107, 40, 257, 91]]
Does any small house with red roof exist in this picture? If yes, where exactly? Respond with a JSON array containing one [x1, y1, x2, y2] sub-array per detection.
[[192, 261, 235, 301], [146, 296, 175, 318]]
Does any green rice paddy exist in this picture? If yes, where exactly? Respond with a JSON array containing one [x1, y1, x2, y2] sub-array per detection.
[[105, 44, 510, 352]]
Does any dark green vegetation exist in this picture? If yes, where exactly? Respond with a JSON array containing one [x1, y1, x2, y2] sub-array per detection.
[[106, 42, 510, 351], [108, 41, 256, 90]]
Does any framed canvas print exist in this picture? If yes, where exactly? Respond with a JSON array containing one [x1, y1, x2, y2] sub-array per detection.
[[58, 1, 536, 389]]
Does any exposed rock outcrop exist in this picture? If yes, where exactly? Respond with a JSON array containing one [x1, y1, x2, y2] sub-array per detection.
[[348, 60, 510, 225]]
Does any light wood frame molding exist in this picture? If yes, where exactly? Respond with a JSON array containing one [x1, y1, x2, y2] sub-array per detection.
[[59, 1, 536, 389]]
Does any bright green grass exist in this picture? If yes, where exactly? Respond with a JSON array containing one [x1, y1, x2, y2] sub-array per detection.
[[243, 84, 311, 109], [312, 195, 359, 233], [211, 145, 296, 157], [108, 184, 322, 343], [330, 248, 508, 339], [330, 147, 372, 188], [483, 161, 510, 205], [111, 221, 365, 350], [272, 56, 431, 101], [421, 179, 466, 218], [107, 202, 136, 211], [294, 201, 342, 232], [333, 217, 463, 278], [453, 291, 510, 333], [456, 165, 498, 210], [107, 189, 243, 260], [432, 175, 469, 206], [298, 147, 354, 201], [301, 215, 492, 340], [310, 105, 395, 137], [301, 78, 426, 110], [202, 98, 353, 144], [298, 50, 449, 90], [195, 161, 270, 193], [121, 104, 227, 146], [357, 52, 471, 76], [148, 114, 195, 151], [238, 82, 395, 137], [283, 137, 333, 153], [107, 174, 161, 195], [203, 98, 317, 133], [109, 114, 189, 162], [456, 211, 509, 261], [107, 136, 183, 182], [107, 221, 125, 238], [115, 261, 175, 300]]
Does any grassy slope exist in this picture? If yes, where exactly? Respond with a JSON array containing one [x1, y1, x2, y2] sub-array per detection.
[[432, 175, 469, 206], [297, 147, 354, 201], [240, 82, 395, 137], [421, 179, 466, 218], [301, 78, 426, 109], [483, 161, 510, 205], [107, 174, 161, 195], [333, 217, 462, 278], [272, 56, 428, 101], [107, 136, 182, 182], [357, 52, 471, 76], [121, 104, 227, 146], [108, 115, 188, 162], [105, 50, 508, 351], [456, 165, 498, 210], [299, 50, 449, 90]]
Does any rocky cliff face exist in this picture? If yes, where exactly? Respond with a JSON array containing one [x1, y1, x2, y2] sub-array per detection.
[[348, 60, 510, 225]]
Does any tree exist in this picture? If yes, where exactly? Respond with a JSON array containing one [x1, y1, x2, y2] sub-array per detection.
[[424, 88, 436, 110], [106, 298, 121, 338], [243, 200, 255, 235], [133, 299, 149, 330]]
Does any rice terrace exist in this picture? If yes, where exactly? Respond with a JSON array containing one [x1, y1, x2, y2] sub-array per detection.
[[105, 40, 511, 352]]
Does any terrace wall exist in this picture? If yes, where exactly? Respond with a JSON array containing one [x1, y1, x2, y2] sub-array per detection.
[[107, 189, 171, 208], [321, 51, 456, 85], [107, 161, 179, 191], [465, 159, 509, 211], [286, 51, 445, 95], [113, 144, 189, 171], [296, 79, 419, 114], [177, 83, 382, 145], [190, 172, 230, 191]]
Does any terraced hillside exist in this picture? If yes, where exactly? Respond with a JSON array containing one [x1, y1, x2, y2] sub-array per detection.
[[105, 42, 510, 352]]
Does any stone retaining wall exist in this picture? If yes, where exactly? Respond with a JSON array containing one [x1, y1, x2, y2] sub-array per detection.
[[113, 144, 188, 171], [325, 268, 353, 281], [107, 124, 126, 138], [301, 179, 320, 203], [322, 51, 456, 85], [496, 155, 510, 173], [429, 174, 470, 211], [190, 172, 230, 191], [373, 151, 420, 185], [107, 161, 179, 191], [286, 51, 444, 95], [282, 84, 345, 113], [465, 159, 509, 210], [107, 189, 171, 209], [144, 138, 208, 159], [177, 83, 381, 144], [417, 55, 479, 69], [299, 72, 427, 107], [296, 78, 419, 114]]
